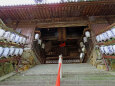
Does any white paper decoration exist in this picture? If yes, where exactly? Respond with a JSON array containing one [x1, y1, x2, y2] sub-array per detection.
[[19, 37, 23, 44], [108, 45, 114, 55], [42, 43, 45, 49], [82, 47, 85, 52], [19, 48, 23, 55], [0, 47, 4, 58], [22, 37, 26, 44], [106, 30, 114, 39], [38, 39, 42, 45], [80, 42, 84, 47], [102, 32, 108, 41], [14, 48, 20, 56], [9, 47, 15, 56], [10, 33, 16, 42], [96, 35, 100, 42], [85, 31, 90, 37], [113, 45, 115, 54], [14, 34, 20, 43], [100, 46, 105, 54], [35, 34, 39, 40], [80, 53, 85, 59], [83, 37, 87, 43], [111, 28, 115, 37], [99, 34, 104, 42], [0, 28, 5, 37], [4, 31, 11, 41], [2, 47, 10, 57], [103, 46, 109, 55]]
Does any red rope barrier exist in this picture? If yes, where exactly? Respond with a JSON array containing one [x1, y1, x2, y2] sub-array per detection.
[[55, 63, 61, 86]]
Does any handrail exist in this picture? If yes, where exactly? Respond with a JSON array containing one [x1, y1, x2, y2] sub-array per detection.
[[55, 55, 62, 86]]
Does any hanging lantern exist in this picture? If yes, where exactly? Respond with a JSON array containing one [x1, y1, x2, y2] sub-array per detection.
[[22, 37, 26, 44], [100, 46, 105, 54], [85, 31, 90, 38], [108, 45, 114, 55], [14, 48, 20, 56], [10, 33, 16, 42], [103, 46, 109, 55], [113, 45, 115, 54], [80, 53, 85, 59], [80, 42, 84, 47], [38, 39, 42, 45], [106, 30, 114, 39], [0, 47, 4, 58], [99, 34, 104, 42], [98, 35, 102, 42], [35, 34, 39, 40], [19, 48, 24, 56], [96, 35, 100, 42], [83, 37, 87, 43], [0, 28, 5, 39], [9, 47, 15, 56], [42, 43, 45, 49], [14, 34, 20, 43], [2, 47, 10, 58], [19, 37, 23, 44], [82, 47, 85, 52], [102, 32, 108, 41], [4, 31, 11, 41], [111, 28, 115, 38]]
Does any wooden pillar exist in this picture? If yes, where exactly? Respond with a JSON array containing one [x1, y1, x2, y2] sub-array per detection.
[[58, 28, 66, 41]]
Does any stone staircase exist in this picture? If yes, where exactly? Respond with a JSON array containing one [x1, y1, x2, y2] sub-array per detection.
[[0, 64, 115, 86]]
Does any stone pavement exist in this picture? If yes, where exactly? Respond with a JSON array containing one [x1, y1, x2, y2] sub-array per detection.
[[0, 63, 115, 86]]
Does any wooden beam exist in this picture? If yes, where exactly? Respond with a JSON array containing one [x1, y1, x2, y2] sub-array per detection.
[[36, 17, 88, 28]]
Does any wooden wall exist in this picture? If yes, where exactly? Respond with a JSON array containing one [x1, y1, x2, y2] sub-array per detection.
[[91, 23, 110, 45], [16, 23, 36, 48]]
